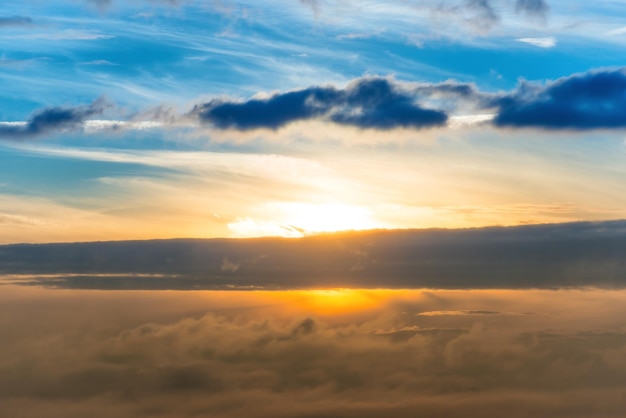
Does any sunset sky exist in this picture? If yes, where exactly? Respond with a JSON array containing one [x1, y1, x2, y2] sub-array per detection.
[[2, 0, 626, 243], [4, 3, 626, 417]]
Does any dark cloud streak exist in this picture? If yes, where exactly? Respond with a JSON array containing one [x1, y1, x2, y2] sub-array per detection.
[[0, 98, 109, 140], [192, 78, 449, 131]]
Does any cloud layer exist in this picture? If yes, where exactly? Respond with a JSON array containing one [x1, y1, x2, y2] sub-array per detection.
[[5, 68, 626, 139]]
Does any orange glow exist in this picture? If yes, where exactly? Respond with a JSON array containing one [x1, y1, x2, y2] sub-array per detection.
[[266, 288, 391, 315]]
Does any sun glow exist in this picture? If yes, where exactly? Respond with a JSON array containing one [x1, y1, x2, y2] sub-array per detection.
[[228, 202, 382, 238]]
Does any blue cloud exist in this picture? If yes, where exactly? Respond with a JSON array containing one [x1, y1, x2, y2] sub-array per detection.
[[492, 69, 626, 130], [193, 77, 448, 131]]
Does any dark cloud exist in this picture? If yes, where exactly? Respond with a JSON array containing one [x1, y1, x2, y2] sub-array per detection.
[[192, 77, 448, 131], [515, 0, 549, 20], [0, 16, 33, 27], [0, 98, 109, 140], [464, 0, 499, 33], [3, 219, 626, 290], [492, 70, 626, 130]]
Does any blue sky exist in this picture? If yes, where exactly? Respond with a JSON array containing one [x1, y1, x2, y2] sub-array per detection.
[[2, 0, 626, 243]]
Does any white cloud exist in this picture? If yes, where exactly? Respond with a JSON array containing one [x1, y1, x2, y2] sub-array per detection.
[[83, 119, 165, 133], [516, 36, 556, 48], [448, 114, 494, 128]]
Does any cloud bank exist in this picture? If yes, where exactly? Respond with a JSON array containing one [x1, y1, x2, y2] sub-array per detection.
[[3, 220, 626, 290]]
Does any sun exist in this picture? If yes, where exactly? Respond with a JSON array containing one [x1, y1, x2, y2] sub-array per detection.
[[280, 202, 379, 234]]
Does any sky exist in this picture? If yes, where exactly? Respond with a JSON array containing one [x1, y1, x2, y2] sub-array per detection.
[[4, 3, 626, 416], [2, 0, 626, 243]]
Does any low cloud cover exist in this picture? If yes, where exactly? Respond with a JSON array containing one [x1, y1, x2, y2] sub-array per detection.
[[1, 286, 626, 418]]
